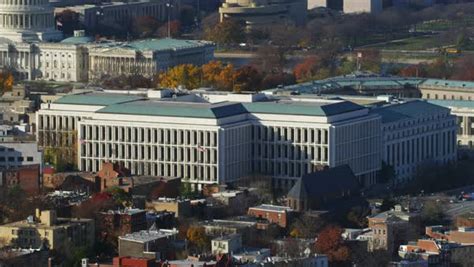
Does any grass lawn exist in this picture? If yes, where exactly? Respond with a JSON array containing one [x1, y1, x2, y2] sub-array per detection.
[[416, 17, 474, 32], [367, 35, 447, 51]]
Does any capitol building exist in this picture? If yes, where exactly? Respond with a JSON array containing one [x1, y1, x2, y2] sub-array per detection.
[[0, 0, 214, 82]]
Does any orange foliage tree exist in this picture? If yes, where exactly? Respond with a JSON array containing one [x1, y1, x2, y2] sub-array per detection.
[[0, 72, 14, 94], [233, 65, 262, 92], [201, 60, 235, 91], [315, 225, 350, 264], [293, 56, 319, 82]]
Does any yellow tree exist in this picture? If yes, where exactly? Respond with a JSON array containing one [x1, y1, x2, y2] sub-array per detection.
[[186, 226, 209, 252], [201, 60, 235, 91], [0, 72, 14, 94], [157, 64, 202, 90]]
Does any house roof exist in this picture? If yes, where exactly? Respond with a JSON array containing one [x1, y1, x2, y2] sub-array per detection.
[[287, 165, 359, 200]]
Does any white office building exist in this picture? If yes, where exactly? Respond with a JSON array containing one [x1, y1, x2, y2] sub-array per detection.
[[372, 100, 457, 183], [36, 91, 382, 189]]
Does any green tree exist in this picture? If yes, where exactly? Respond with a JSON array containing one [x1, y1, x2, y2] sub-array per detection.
[[105, 187, 131, 207], [421, 201, 446, 225]]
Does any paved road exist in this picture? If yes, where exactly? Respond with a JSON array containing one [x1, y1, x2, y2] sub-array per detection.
[[446, 201, 474, 217]]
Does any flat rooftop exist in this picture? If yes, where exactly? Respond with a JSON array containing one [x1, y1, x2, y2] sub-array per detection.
[[371, 100, 450, 123], [249, 204, 293, 213], [119, 229, 177, 243], [54, 93, 144, 106], [53, 91, 367, 118]]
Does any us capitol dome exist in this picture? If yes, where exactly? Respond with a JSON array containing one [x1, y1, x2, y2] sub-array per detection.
[[0, 0, 62, 42]]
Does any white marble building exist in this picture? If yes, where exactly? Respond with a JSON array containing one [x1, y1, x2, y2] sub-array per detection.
[[0, 0, 62, 42], [0, 0, 214, 82]]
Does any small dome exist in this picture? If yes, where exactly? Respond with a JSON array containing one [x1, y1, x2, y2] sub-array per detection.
[[60, 35, 94, 44]]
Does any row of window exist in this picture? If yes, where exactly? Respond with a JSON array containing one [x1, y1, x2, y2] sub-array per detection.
[[81, 143, 218, 164], [0, 156, 34, 162], [252, 126, 329, 144]]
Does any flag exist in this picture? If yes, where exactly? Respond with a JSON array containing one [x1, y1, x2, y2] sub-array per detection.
[[197, 145, 207, 152], [79, 139, 87, 144]]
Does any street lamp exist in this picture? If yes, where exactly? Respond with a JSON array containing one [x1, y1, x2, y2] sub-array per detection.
[[166, 0, 174, 38]]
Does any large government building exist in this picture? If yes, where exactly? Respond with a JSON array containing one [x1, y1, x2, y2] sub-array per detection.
[[0, 0, 214, 82], [219, 0, 307, 29], [36, 90, 382, 190], [36, 89, 458, 189]]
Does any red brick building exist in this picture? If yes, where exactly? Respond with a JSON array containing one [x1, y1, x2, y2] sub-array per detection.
[[95, 162, 181, 199], [247, 204, 294, 228], [99, 209, 147, 238], [96, 162, 131, 191], [0, 164, 40, 194]]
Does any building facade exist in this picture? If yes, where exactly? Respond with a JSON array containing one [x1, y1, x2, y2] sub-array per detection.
[[0, 0, 213, 82], [428, 99, 474, 154], [372, 100, 457, 184], [0, 141, 43, 170], [0, 164, 40, 194], [219, 0, 307, 29], [343, 0, 383, 14], [419, 79, 474, 102], [0, 209, 94, 253], [36, 91, 383, 189], [54, 0, 180, 30], [247, 204, 293, 228], [0, 31, 214, 82]]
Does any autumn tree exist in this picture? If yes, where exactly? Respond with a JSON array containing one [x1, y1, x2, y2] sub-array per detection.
[[204, 19, 245, 46], [451, 55, 474, 81], [157, 64, 202, 89], [289, 213, 327, 239], [132, 16, 160, 38], [315, 225, 350, 265], [186, 226, 210, 253], [157, 20, 181, 38], [0, 72, 14, 94], [358, 49, 382, 73], [201, 60, 235, 90], [293, 56, 331, 82], [261, 72, 296, 89], [233, 65, 262, 92], [399, 64, 427, 78]]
